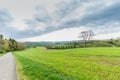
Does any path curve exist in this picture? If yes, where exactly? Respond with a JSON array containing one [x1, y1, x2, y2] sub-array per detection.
[[0, 52, 18, 80]]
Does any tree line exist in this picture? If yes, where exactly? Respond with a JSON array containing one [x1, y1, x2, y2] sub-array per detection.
[[0, 34, 25, 53], [24, 38, 120, 49], [45, 38, 120, 49]]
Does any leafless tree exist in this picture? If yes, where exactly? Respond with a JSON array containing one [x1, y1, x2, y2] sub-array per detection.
[[79, 30, 95, 47]]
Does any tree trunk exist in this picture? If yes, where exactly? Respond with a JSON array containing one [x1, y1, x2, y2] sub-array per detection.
[[84, 40, 87, 48]]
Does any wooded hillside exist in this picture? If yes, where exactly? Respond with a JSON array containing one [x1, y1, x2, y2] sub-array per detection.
[[0, 34, 25, 53]]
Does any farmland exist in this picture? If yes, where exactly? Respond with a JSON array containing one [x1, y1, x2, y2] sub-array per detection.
[[14, 47, 120, 80]]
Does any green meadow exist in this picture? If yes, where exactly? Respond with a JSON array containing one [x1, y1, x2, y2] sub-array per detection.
[[14, 47, 120, 80]]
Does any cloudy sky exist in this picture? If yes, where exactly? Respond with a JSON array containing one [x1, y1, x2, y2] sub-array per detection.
[[0, 0, 120, 41]]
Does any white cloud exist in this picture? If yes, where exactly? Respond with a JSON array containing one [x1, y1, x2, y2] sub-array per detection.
[[95, 32, 120, 40], [19, 28, 120, 42], [11, 19, 28, 31], [0, 0, 62, 31], [19, 27, 89, 42]]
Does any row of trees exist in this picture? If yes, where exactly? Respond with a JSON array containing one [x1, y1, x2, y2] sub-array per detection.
[[45, 39, 120, 49], [0, 34, 25, 53]]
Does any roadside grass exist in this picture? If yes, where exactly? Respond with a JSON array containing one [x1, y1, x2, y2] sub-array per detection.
[[14, 47, 120, 80], [0, 54, 2, 57], [15, 58, 29, 80], [0, 53, 4, 57]]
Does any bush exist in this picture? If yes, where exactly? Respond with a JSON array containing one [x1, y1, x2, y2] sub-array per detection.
[[0, 50, 3, 53]]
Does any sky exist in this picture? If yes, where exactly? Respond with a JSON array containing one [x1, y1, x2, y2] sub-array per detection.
[[0, 0, 120, 42]]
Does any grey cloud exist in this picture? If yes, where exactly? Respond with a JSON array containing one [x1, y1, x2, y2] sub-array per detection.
[[64, 1, 120, 27], [34, 6, 51, 23], [55, 0, 90, 19], [0, 9, 13, 26], [81, 2, 120, 25], [0, 9, 15, 38], [21, 0, 120, 39], [22, 0, 90, 38]]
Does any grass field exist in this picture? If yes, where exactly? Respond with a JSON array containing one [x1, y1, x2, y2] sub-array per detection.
[[14, 47, 120, 80]]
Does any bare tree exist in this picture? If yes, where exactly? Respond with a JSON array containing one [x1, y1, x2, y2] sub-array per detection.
[[79, 30, 95, 47]]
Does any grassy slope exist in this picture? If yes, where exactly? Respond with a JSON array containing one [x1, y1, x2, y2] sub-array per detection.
[[14, 47, 120, 80]]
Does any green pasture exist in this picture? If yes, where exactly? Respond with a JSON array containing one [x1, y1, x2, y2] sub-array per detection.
[[14, 47, 120, 80]]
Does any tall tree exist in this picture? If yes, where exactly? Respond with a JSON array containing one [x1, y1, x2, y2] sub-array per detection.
[[9, 38, 17, 51], [79, 30, 95, 47]]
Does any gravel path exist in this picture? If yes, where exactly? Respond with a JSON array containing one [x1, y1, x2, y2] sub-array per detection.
[[0, 52, 18, 80]]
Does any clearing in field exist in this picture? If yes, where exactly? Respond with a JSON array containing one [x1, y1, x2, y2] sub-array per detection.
[[14, 47, 120, 80]]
